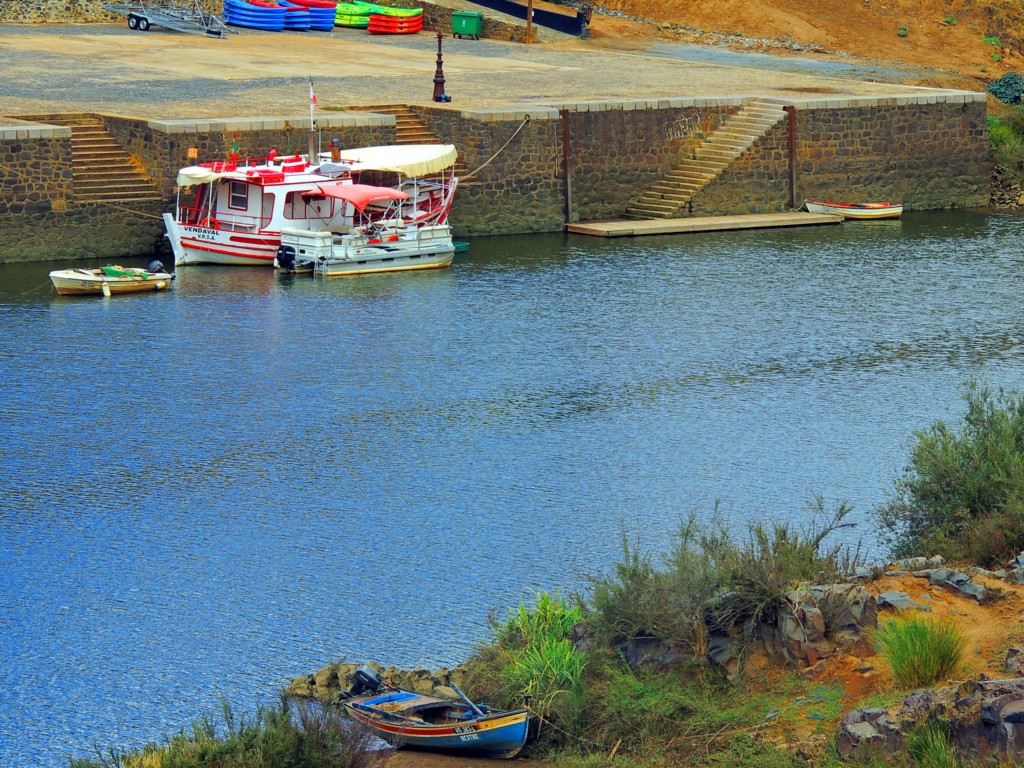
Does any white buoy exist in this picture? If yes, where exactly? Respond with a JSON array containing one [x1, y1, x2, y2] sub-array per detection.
[[101, 283, 111, 298]]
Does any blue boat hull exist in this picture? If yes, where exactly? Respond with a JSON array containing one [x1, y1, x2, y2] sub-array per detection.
[[344, 689, 529, 758]]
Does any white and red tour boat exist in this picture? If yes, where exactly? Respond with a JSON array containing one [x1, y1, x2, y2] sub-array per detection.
[[163, 144, 459, 268]]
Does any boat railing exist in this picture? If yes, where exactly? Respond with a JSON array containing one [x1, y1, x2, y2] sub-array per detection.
[[177, 206, 270, 233]]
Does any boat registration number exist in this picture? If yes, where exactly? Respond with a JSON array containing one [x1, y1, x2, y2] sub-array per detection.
[[454, 725, 477, 735]]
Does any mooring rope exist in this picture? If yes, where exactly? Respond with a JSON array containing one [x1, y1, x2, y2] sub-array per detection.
[[526, 705, 629, 754], [461, 115, 532, 182], [67, 196, 166, 220]]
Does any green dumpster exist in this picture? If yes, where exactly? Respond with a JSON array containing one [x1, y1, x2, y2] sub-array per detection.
[[452, 11, 483, 40]]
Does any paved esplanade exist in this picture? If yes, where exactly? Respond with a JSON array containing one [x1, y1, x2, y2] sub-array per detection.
[[0, 23, 950, 119]]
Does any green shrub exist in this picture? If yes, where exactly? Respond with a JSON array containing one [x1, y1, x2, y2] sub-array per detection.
[[898, 26, 909, 37], [944, 17, 957, 25], [700, 499, 861, 631], [876, 383, 1024, 565], [876, 615, 965, 689], [988, 72, 1024, 104], [586, 501, 862, 654], [983, 35, 1002, 45], [586, 517, 720, 655], [908, 718, 962, 768], [485, 592, 587, 722]]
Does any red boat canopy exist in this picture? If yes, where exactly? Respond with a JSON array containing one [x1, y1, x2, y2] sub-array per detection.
[[303, 183, 409, 211]]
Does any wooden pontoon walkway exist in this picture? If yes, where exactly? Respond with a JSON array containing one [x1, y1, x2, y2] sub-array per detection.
[[567, 212, 843, 237]]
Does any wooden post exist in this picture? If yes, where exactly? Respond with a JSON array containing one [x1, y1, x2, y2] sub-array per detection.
[[785, 105, 798, 209], [561, 109, 573, 225], [526, 0, 533, 43]]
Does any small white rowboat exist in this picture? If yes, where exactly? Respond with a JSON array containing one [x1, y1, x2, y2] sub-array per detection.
[[50, 265, 174, 297], [802, 200, 903, 219]]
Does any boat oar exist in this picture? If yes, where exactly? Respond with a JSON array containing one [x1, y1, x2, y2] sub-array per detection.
[[449, 683, 486, 718]]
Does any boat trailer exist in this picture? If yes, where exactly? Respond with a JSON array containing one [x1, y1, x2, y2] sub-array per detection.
[[103, 0, 230, 37]]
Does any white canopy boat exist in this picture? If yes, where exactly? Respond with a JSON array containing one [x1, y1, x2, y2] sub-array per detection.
[[277, 182, 456, 277], [163, 144, 459, 268]]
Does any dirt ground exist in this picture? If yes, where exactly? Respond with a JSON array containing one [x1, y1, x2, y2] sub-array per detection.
[[578, 0, 1024, 95]]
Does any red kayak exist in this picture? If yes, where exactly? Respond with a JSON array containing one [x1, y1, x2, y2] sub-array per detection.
[[284, 0, 337, 7]]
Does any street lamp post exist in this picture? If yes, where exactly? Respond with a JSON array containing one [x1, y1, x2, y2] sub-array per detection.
[[432, 30, 448, 102]]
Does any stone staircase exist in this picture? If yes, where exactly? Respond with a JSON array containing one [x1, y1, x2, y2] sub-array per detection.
[[360, 104, 471, 178], [623, 100, 787, 220], [67, 118, 163, 203]]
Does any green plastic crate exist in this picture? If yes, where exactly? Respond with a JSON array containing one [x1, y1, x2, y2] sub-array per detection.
[[451, 10, 483, 39]]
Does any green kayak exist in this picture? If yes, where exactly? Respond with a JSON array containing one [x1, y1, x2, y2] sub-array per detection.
[[351, 0, 423, 17]]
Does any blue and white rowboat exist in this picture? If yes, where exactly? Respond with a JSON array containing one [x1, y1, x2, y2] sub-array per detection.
[[343, 682, 529, 758]]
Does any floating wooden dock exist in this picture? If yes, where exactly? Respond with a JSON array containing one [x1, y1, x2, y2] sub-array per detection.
[[567, 212, 843, 237]]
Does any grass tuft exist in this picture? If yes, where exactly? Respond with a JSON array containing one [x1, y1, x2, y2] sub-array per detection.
[[876, 615, 965, 689]]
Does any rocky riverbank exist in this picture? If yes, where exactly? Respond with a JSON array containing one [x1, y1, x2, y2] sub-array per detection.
[[290, 554, 1024, 765]]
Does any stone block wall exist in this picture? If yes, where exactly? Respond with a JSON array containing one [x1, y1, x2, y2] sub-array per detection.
[[418, 106, 565, 235], [563, 99, 739, 222], [0, 125, 72, 215], [0, 202, 166, 263], [3, 0, 124, 23], [793, 96, 990, 209]]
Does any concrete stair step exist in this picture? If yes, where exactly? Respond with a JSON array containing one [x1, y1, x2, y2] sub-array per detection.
[[76, 193, 164, 203], [75, 171, 147, 182], [75, 179, 159, 191]]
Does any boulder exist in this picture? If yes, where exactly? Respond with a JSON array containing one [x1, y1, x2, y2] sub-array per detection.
[[1006, 647, 1024, 675], [618, 636, 689, 668], [877, 590, 931, 612], [836, 678, 1024, 760], [925, 568, 993, 604]]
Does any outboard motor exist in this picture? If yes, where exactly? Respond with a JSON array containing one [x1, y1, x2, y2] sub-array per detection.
[[276, 245, 296, 271], [148, 259, 167, 274], [349, 665, 385, 696]]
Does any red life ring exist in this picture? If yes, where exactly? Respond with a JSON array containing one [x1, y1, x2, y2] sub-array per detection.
[[199, 217, 220, 230]]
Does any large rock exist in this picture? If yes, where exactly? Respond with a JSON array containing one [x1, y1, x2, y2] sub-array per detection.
[[837, 678, 1024, 760]]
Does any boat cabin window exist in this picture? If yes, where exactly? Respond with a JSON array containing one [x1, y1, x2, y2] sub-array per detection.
[[285, 191, 335, 220], [228, 181, 248, 210]]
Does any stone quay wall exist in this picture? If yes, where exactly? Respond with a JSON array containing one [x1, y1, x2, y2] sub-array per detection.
[[0, 124, 162, 263], [418, 106, 566, 235], [0, 92, 990, 262]]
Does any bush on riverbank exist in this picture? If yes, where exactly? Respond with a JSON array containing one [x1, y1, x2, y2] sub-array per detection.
[[989, 111, 1024, 185], [876, 382, 1024, 566], [69, 697, 382, 768], [586, 499, 861, 654]]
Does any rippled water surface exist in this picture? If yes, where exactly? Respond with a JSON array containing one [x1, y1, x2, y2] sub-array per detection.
[[3, 210, 1024, 765]]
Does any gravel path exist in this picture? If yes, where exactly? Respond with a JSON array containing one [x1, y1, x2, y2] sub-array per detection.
[[0, 22, 966, 120]]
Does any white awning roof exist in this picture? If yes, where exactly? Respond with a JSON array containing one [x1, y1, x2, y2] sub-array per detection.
[[335, 144, 457, 177], [175, 165, 242, 187]]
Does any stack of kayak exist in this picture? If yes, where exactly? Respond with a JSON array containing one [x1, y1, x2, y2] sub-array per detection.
[[367, 4, 422, 33], [335, 0, 371, 27], [223, 0, 420, 32], [223, 0, 288, 30], [335, 0, 422, 32], [281, 0, 338, 30], [278, 1, 312, 29]]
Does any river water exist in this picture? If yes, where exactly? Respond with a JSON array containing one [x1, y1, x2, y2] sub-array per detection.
[[2, 210, 1024, 765]]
